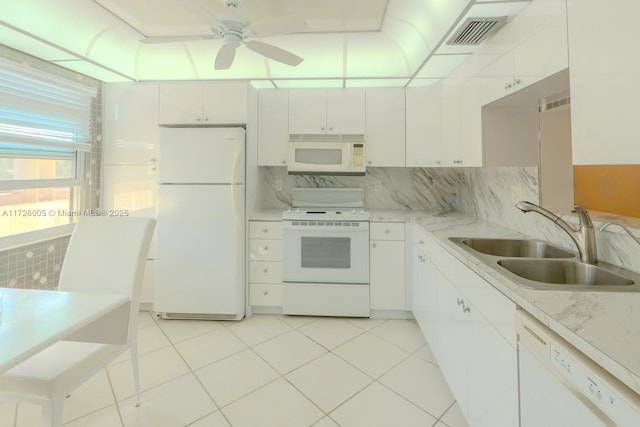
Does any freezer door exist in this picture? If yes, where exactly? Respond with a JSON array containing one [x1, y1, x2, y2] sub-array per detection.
[[155, 184, 244, 317], [158, 127, 245, 184]]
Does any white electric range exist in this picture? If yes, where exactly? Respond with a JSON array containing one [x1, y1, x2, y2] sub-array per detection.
[[281, 188, 370, 317]]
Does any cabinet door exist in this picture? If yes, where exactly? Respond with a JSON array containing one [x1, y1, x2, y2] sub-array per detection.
[[568, 0, 640, 164], [102, 83, 159, 165], [432, 267, 469, 415], [513, 0, 568, 91], [465, 302, 518, 427], [370, 240, 405, 310], [288, 89, 327, 134], [101, 164, 157, 258], [158, 84, 203, 125], [258, 89, 289, 166], [326, 89, 366, 134], [405, 84, 444, 166], [202, 83, 247, 124], [365, 88, 405, 167], [101, 165, 157, 217]]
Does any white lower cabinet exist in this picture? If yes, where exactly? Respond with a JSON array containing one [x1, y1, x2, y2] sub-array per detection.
[[248, 221, 283, 309], [370, 222, 406, 311], [410, 224, 518, 427]]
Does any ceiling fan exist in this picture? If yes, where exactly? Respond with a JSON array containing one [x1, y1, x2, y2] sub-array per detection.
[[139, 0, 307, 70]]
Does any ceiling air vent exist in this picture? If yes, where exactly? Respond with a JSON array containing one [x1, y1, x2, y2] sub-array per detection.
[[447, 16, 509, 46]]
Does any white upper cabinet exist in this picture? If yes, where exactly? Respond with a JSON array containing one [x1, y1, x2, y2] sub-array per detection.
[[365, 88, 405, 167], [158, 83, 247, 125], [567, 0, 640, 164], [257, 89, 289, 166], [512, 0, 568, 90], [288, 89, 365, 134], [102, 83, 159, 165], [470, 0, 568, 104], [405, 83, 448, 167]]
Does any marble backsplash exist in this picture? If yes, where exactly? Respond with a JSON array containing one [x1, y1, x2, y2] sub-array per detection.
[[259, 165, 640, 273], [261, 166, 460, 211]]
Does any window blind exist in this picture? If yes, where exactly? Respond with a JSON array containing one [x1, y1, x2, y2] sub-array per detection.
[[0, 58, 97, 152]]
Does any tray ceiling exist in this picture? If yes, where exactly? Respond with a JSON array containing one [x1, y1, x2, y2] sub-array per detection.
[[0, 0, 530, 85]]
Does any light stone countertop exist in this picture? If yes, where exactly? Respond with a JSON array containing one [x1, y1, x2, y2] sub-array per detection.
[[250, 208, 640, 394], [397, 210, 640, 396]]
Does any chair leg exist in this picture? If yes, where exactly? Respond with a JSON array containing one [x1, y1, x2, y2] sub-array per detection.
[[130, 340, 141, 407], [42, 397, 64, 427]]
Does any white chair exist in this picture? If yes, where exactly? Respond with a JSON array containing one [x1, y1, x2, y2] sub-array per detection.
[[0, 216, 156, 427]]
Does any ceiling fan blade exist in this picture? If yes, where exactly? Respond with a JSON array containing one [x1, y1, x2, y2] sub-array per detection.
[[140, 35, 217, 44], [245, 40, 303, 66], [245, 15, 307, 37], [215, 43, 237, 70]]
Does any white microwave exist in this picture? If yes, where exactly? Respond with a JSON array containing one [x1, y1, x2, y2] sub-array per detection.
[[287, 136, 365, 175]]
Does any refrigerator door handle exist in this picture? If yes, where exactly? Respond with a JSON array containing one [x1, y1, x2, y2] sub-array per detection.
[[231, 139, 245, 185], [231, 185, 243, 228]]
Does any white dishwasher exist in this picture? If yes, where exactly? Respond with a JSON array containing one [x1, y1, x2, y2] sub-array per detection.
[[516, 310, 640, 427]]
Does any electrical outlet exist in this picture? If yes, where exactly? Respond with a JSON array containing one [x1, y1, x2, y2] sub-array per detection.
[[275, 179, 283, 192], [511, 185, 522, 203], [374, 180, 382, 192]]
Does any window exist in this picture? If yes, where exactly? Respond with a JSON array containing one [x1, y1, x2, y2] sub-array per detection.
[[0, 59, 96, 238]]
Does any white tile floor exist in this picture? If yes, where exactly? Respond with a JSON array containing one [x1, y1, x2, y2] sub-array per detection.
[[0, 312, 469, 427]]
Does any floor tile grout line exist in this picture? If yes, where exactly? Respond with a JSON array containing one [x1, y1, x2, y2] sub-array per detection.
[[375, 376, 446, 423], [434, 400, 458, 427], [110, 313, 232, 426], [63, 312, 451, 427]]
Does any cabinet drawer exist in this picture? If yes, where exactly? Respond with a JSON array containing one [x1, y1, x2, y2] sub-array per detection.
[[249, 239, 282, 261], [249, 261, 283, 283], [249, 221, 282, 239], [249, 283, 283, 307], [370, 222, 405, 241]]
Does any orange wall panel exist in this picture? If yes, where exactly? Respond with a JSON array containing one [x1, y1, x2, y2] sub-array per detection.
[[573, 165, 640, 218]]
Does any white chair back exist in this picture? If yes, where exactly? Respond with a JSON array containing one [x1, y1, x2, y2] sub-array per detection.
[[58, 216, 156, 339]]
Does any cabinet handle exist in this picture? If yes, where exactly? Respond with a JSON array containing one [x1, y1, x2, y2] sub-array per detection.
[[150, 167, 157, 171], [385, 229, 390, 234], [435, 161, 441, 165], [196, 117, 201, 122], [150, 158, 156, 163], [505, 82, 512, 90], [321, 126, 325, 131], [204, 117, 209, 122], [463, 305, 471, 314], [372, 243, 377, 248], [263, 290, 269, 296], [281, 160, 286, 165], [513, 78, 521, 86], [263, 246, 269, 251], [419, 240, 424, 245], [263, 229, 269, 233], [263, 268, 268, 273], [368, 161, 372, 165], [457, 298, 464, 306], [328, 127, 333, 131]]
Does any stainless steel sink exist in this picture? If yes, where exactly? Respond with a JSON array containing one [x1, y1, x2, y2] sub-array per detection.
[[448, 236, 640, 292], [450, 237, 575, 258], [496, 259, 635, 287]]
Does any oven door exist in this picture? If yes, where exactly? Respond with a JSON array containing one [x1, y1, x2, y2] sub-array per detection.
[[282, 220, 369, 284]]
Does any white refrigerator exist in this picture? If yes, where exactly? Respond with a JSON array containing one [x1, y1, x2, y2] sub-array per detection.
[[155, 127, 245, 320]]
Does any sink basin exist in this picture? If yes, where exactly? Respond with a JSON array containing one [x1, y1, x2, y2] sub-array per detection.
[[497, 259, 634, 287], [450, 237, 575, 259]]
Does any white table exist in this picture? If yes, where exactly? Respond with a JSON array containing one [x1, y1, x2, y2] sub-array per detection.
[[0, 288, 130, 374]]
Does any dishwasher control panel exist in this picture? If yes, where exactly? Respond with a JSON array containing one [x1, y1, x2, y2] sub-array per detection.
[[550, 341, 640, 425]]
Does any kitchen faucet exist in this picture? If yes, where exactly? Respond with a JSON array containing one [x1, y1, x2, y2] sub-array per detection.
[[515, 201, 597, 264]]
